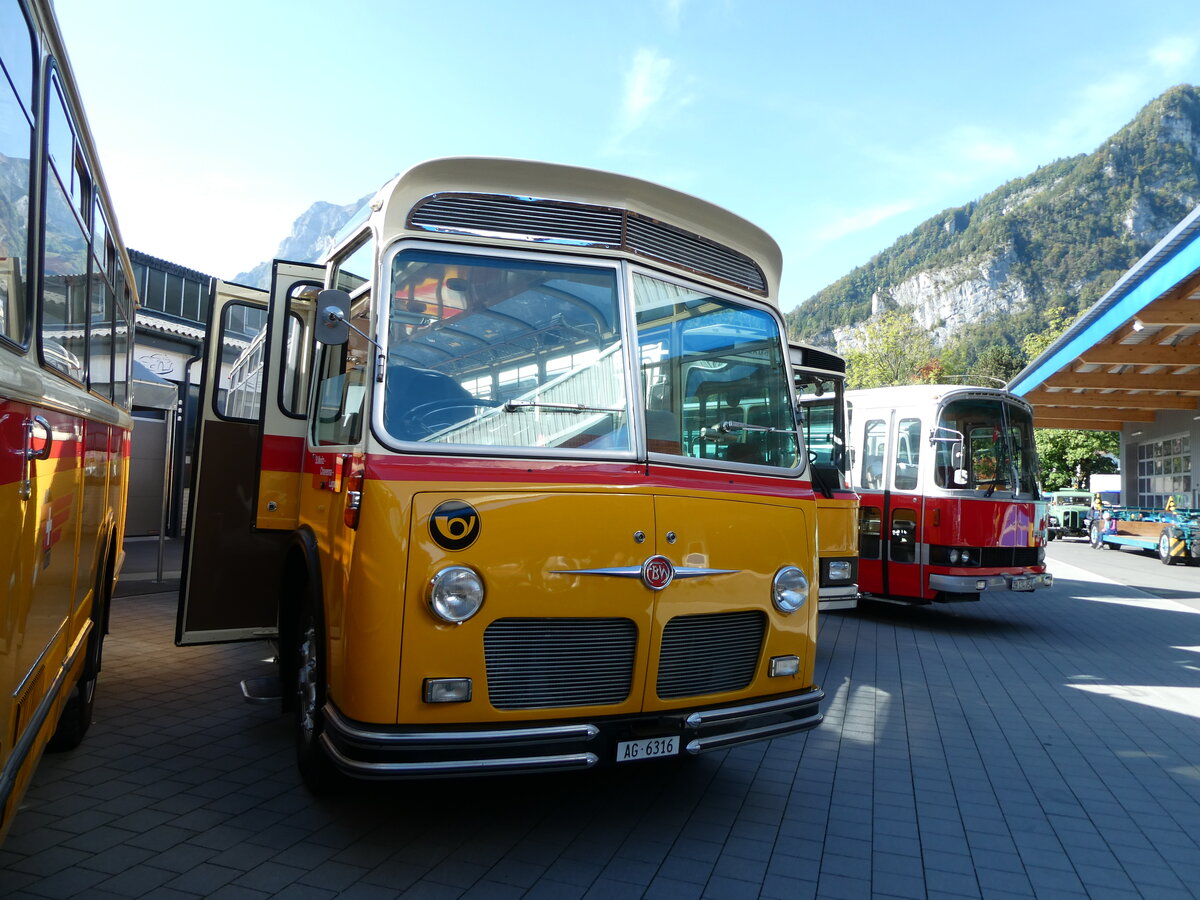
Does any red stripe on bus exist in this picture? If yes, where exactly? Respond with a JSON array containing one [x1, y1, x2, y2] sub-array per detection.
[[362, 453, 811, 500], [261, 433, 306, 471]]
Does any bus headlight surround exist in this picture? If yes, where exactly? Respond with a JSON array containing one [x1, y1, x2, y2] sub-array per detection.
[[826, 559, 852, 583], [772, 565, 809, 614], [427, 566, 485, 623]]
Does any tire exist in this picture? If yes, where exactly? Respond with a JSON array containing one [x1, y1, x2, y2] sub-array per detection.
[[1158, 529, 1177, 566], [1090, 525, 1104, 549], [48, 546, 110, 753], [294, 589, 339, 793], [45, 640, 98, 752]]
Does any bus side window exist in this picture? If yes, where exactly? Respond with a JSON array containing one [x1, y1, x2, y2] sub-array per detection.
[[859, 505, 882, 559], [215, 301, 266, 421], [861, 419, 886, 489], [313, 343, 366, 446], [894, 417, 921, 490], [281, 308, 310, 416], [0, 0, 34, 346]]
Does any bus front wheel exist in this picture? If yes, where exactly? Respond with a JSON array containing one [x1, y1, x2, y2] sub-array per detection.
[[294, 592, 339, 793]]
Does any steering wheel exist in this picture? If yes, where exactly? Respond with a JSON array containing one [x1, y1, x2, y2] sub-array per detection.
[[395, 401, 487, 438]]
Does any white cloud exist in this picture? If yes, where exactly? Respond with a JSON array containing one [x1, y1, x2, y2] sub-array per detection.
[[608, 48, 676, 151], [1149, 35, 1198, 73], [814, 201, 916, 242], [660, 0, 686, 29], [955, 132, 1020, 167]]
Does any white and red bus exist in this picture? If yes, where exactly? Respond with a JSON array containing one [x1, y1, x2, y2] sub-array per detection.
[[1, 0, 136, 840], [846, 385, 1052, 604]]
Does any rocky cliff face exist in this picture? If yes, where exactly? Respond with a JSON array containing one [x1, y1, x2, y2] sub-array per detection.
[[235, 195, 371, 289], [791, 85, 1200, 356], [834, 248, 1030, 349]]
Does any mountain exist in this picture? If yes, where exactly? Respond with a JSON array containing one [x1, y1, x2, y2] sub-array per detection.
[[785, 84, 1200, 360], [234, 194, 371, 288]]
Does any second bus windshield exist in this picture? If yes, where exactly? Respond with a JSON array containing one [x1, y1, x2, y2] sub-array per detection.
[[934, 397, 1040, 495]]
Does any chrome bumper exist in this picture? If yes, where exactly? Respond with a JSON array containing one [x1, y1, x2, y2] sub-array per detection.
[[818, 583, 859, 611], [929, 571, 1054, 594], [319, 687, 824, 779]]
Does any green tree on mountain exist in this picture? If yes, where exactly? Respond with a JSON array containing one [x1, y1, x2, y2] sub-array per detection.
[[843, 309, 938, 388]]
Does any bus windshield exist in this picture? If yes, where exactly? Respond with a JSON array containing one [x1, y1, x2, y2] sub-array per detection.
[[934, 397, 1040, 495], [382, 248, 628, 450], [633, 273, 799, 469]]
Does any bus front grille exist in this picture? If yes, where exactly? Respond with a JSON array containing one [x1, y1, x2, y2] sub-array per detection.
[[979, 547, 1043, 567], [657, 610, 766, 699], [484, 618, 637, 710]]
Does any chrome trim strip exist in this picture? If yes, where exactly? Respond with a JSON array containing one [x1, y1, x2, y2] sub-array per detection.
[[321, 736, 599, 776], [818, 584, 859, 599], [324, 704, 600, 745], [685, 712, 824, 755], [684, 688, 825, 727], [551, 566, 739, 578], [818, 598, 859, 611]]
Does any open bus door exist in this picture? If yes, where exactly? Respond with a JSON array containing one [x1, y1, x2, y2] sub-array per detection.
[[177, 262, 324, 645]]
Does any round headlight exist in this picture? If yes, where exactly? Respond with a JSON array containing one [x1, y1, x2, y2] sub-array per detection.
[[949, 548, 960, 564], [427, 566, 485, 623], [772, 566, 809, 614]]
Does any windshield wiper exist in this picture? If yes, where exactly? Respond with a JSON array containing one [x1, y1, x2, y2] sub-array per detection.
[[701, 420, 795, 439], [502, 399, 621, 415]]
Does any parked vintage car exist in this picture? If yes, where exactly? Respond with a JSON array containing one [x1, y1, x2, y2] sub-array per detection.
[[1046, 490, 1095, 540]]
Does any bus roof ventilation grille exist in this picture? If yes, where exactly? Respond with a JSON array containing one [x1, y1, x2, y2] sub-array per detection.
[[798, 346, 846, 374], [410, 193, 767, 295]]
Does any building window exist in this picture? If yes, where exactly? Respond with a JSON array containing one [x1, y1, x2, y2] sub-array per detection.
[[1136, 436, 1191, 509]]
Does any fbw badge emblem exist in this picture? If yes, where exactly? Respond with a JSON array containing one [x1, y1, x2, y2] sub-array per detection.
[[641, 555, 675, 591], [430, 500, 481, 551]]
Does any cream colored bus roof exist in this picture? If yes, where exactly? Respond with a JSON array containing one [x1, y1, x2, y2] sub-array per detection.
[[358, 157, 782, 303]]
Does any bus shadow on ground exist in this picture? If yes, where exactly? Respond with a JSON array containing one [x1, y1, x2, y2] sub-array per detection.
[[844, 599, 1039, 636]]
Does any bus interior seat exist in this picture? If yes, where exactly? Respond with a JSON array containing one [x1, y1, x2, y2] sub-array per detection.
[[863, 459, 883, 489]]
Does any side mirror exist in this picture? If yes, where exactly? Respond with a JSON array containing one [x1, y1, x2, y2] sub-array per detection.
[[316, 289, 351, 345], [954, 469, 969, 485]]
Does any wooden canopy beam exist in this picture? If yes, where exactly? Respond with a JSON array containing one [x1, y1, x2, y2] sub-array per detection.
[[1078, 344, 1200, 366], [1026, 406, 1157, 422], [1034, 418, 1126, 431], [1025, 390, 1199, 411], [1043, 370, 1200, 391], [1134, 298, 1200, 326]]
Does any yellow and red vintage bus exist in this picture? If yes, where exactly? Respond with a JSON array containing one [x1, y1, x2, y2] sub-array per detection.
[[790, 343, 858, 611], [1, 0, 136, 840], [179, 158, 824, 787]]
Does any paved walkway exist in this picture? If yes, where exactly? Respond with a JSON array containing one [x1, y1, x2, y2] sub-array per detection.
[[2, 545, 1199, 898]]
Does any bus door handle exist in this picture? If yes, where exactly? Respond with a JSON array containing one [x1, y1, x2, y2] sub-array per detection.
[[19, 415, 52, 501]]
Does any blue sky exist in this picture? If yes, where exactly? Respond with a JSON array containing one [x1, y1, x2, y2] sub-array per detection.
[[55, 0, 1200, 312]]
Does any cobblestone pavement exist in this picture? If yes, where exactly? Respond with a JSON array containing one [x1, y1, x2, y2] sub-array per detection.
[[2, 544, 1199, 899]]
